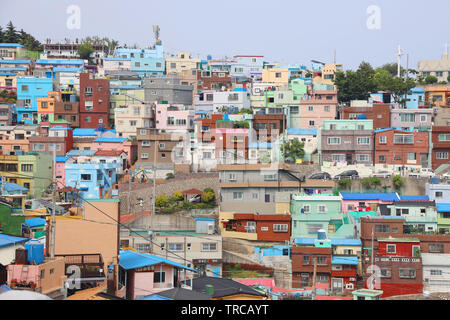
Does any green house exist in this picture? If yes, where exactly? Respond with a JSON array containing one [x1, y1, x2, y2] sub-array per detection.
[[0, 200, 25, 236], [437, 203, 450, 234], [352, 289, 383, 300]]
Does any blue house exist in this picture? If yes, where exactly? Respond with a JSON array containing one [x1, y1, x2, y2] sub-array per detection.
[[64, 161, 119, 202], [16, 77, 53, 124], [115, 44, 165, 78], [405, 87, 425, 109]]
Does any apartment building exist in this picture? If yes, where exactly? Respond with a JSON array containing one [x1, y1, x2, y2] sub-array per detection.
[[79, 73, 110, 129], [431, 126, 450, 170], [114, 104, 153, 139], [340, 101, 391, 130], [144, 78, 193, 105]]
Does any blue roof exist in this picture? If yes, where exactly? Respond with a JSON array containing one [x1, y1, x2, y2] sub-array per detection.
[[23, 218, 46, 228], [195, 218, 215, 222], [332, 256, 359, 265], [0, 43, 24, 47], [52, 67, 83, 73], [0, 60, 30, 64], [0, 285, 11, 293], [437, 203, 450, 213], [56, 156, 71, 163], [0, 234, 29, 248], [287, 128, 317, 135], [374, 127, 404, 133], [94, 137, 126, 143], [119, 250, 197, 272], [340, 192, 400, 201], [3, 182, 28, 192], [0, 67, 26, 71], [400, 195, 430, 201], [248, 142, 272, 149], [104, 57, 130, 61], [294, 238, 361, 246], [366, 216, 406, 219], [50, 126, 71, 131], [36, 59, 84, 65], [0, 72, 17, 76], [66, 150, 96, 156], [138, 295, 172, 300], [73, 128, 97, 136]]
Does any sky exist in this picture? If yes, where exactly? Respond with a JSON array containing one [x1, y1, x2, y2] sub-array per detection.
[[1, 0, 449, 70]]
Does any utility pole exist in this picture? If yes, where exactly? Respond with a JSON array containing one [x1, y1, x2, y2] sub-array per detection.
[[127, 169, 132, 214], [152, 129, 157, 215], [397, 45, 403, 78], [311, 256, 317, 300], [50, 148, 56, 258]]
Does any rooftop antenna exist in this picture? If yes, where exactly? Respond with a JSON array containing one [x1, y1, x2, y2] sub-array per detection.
[[397, 45, 403, 77], [153, 25, 160, 42]]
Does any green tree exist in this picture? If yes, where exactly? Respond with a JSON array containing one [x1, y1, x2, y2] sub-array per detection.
[[0, 26, 4, 42], [4, 21, 18, 43], [165, 172, 174, 180], [239, 108, 253, 114], [337, 178, 352, 190], [392, 175, 406, 190], [361, 177, 381, 190], [448, 74, 450, 83], [203, 187, 214, 194], [77, 41, 95, 61], [282, 138, 305, 163], [334, 61, 377, 103], [155, 195, 168, 208], [424, 75, 438, 84], [201, 191, 215, 203], [171, 191, 184, 202]]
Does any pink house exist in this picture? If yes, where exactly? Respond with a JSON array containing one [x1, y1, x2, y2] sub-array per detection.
[[118, 250, 197, 300], [55, 156, 73, 188], [340, 192, 400, 213], [155, 103, 195, 132], [300, 89, 338, 128], [92, 137, 137, 167]]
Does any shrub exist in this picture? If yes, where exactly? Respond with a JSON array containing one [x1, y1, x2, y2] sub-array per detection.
[[392, 175, 406, 190], [155, 195, 168, 208], [201, 191, 215, 203], [337, 178, 352, 189], [361, 176, 381, 189], [166, 172, 174, 180], [203, 187, 214, 194]]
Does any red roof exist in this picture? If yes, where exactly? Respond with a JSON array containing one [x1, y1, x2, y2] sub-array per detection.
[[120, 211, 151, 224], [181, 188, 203, 195], [94, 150, 126, 156]]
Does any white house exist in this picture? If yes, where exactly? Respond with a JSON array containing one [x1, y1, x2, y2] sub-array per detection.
[[422, 253, 450, 293]]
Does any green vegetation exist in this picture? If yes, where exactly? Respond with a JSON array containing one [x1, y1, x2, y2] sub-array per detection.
[[223, 264, 271, 279], [239, 108, 253, 114], [165, 172, 175, 180], [77, 41, 95, 62], [155, 195, 168, 208], [337, 178, 352, 190], [0, 21, 43, 51], [361, 177, 381, 189], [282, 138, 305, 163], [392, 175, 406, 190]]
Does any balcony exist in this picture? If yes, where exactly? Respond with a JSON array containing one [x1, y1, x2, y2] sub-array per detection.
[[56, 254, 106, 280]]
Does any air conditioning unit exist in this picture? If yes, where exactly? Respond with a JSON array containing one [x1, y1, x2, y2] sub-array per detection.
[[207, 223, 214, 235]]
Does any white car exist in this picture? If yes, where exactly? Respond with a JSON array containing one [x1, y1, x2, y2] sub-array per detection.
[[441, 172, 450, 179], [373, 170, 392, 178], [409, 168, 435, 178]]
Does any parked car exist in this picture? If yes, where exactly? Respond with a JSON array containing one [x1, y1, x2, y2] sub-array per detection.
[[373, 170, 392, 178], [333, 170, 359, 180], [188, 194, 202, 203], [440, 172, 450, 180], [408, 168, 435, 178], [309, 172, 332, 180]]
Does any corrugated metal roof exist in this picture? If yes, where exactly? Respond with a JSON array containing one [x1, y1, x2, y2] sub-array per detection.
[[73, 128, 97, 136], [138, 295, 172, 300], [331, 256, 359, 265], [3, 182, 28, 192], [119, 250, 197, 272], [399, 195, 430, 201], [66, 150, 96, 156], [0, 234, 29, 248], [340, 192, 400, 201], [23, 218, 46, 228], [94, 137, 126, 143], [437, 203, 450, 212], [294, 238, 361, 246], [0, 60, 30, 64], [286, 128, 318, 135], [36, 59, 84, 65], [56, 156, 71, 163], [0, 43, 24, 47]]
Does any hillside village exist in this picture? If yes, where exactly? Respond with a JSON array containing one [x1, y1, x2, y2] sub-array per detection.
[[0, 21, 450, 301]]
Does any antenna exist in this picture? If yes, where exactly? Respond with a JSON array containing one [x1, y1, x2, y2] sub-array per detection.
[[153, 25, 160, 42], [397, 45, 403, 77]]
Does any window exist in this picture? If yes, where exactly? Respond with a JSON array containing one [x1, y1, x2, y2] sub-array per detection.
[[21, 85, 29, 92], [356, 154, 370, 162], [307, 224, 322, 234], [380, 268, 392, 278], [357, 137, 370, 145], [316, 256, 327, 265], [136, 243, 150, 252], [130, 120, 137, 126], [430, 269, 443, 276], [429, 243, 444, 253], [156, 62, 162, 68], [154, 272, 166, 283], [290, 106, 299, 114], [85, 87, 93, 95], [318, 205, 327, 213], [203, 152, 211, 159], [21, 164, 33, 172], [399, 268, 416, 279], [303, 205, 311, 213], [252, 193, 259, 200], [141, 153, 149, 159], [420, 115, 427, 122], [437, 152, 449, 159], [375, 225, 389, 233], [332, 154, 345, 162], [85, 101, 94, 111], [275, 72, 282, 78], [81, 174, 91, 181], [228, 173, 237, 181], [64, 104, 72, 110], [303, 256, 310, 265], [435, 192, 443, 198], [407, 153, 416, 161], [308, 106, 314, 112], [161, 153, 166, 158], [202, 243, 217, 251], [387, 244, 396, 254], [379, 155, 386, 162], [439, 134, 450, 141], [168, 243, 183, 251], [379, 136, 387, 144], [327, 137, 341, 145], [233, 192, 243, 200], [264, 174, 276, 181], [324, 105, 330, 112], [33, 144, 45, 151], [135, 62, 141, 67], [273, 224, 288, 232], [400, 113, 415, 122], [394, 134, 414, 144]]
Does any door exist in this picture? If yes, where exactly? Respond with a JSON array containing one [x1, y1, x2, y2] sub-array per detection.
[[332, 278, 343, 294], [346, 154, 352, 164], [265, 194, 270, 203]]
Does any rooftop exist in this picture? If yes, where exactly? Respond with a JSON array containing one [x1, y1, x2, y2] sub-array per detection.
[[119, 249, 196, 272]]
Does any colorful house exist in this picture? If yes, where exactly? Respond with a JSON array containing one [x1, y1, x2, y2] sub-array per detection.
[[437, 203, 450, 234], [340, 192, 400, 213], [16, 77, 53, 124]]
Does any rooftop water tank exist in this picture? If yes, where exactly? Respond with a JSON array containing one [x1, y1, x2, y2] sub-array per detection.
[[25, 241, 44, 265], [317, 229, 327, 240], [430, 177, 440, 184]]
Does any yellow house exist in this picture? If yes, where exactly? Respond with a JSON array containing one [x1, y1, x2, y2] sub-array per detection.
[[313, 63, 343, 86], [262, 68, 289, 85], [165, 52, 201, 76], [424, 84, 450, 107], [0, 72, 18, 88]]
